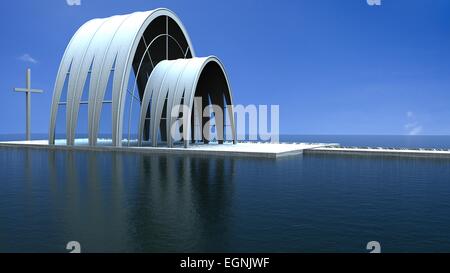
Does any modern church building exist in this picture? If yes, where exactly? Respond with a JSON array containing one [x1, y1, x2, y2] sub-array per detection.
[[49, 8, 237, 148]]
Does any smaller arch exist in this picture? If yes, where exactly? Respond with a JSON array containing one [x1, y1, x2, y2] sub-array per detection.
[[138, 56, 237, 147]]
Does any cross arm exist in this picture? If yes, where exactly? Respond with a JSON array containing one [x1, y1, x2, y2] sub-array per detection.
[[14, 88, 44, 93]]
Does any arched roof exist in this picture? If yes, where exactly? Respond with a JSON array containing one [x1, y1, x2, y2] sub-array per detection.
[[49, 8, 195, 146], [138, 56, 237, 147]]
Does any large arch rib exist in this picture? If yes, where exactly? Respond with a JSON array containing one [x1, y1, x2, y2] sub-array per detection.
[[111, 9, 195, 147], [48, 18, 105, 145], [48, 9, 195, 146]]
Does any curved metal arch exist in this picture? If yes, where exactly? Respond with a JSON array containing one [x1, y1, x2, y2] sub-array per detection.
[[112, 8, 196, 147], [167, 58, 206, 147], [48, 18, 105, 145], [148, 59, 187, 146], [86, 14, 134, 145], [165, 59, 192, 147], [138, 56, 237, 148], [182, 56, 237, 148], [130, 33, 191, 98], [137, 60, 175, 146], [152, 59, 193, 146], [49, 9, 196, 147], [68, 14, 131, 146], [126, 33, 190, 145]]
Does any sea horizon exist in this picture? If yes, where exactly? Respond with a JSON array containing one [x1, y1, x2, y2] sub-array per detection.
[[2, 134, 450, 150]]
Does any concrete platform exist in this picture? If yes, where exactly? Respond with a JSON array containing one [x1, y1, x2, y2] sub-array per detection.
[[307, 146, 450, 158], [0, 140, 338, 159]]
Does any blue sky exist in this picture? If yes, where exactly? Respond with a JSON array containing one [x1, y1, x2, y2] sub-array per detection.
[[0, 0, 449, 135]]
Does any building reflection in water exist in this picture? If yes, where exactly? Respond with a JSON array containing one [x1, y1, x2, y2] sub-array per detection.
[[45, 149, 235, 252], [4, 146, 450, 253]]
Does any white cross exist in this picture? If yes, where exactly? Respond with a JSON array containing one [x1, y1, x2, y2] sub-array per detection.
[[14, 68, 44, 141]]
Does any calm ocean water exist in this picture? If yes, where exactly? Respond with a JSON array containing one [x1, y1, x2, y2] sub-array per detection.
[[1, 135, 450, 252]]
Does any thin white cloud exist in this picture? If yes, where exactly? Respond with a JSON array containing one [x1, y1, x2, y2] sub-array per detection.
[[66, 0, 81, 6], [405, 123, 423, 135], [18, 53, 38, 64], [404, 111, 423, 135]]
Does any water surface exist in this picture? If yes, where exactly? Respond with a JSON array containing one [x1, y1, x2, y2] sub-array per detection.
[[1, 141, 450, 252]]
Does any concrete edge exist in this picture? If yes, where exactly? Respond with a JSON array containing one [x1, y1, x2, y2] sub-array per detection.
[[306, 148, 450, 159], [0, 142, 306, 159]]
